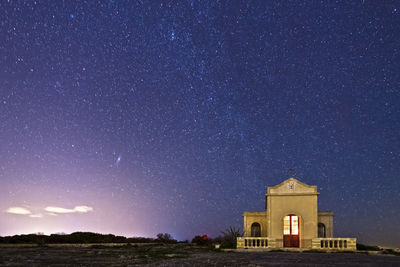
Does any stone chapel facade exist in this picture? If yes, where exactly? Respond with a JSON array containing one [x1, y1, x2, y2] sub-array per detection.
[[237, 177, 356, 250]]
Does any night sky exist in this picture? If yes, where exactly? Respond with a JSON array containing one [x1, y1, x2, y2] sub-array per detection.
[[1, 1, 399, 247]]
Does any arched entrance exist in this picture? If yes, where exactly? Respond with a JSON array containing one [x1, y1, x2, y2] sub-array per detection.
[[318, 223, 326, 238], [251, 222, 261, 237], [283, 214, 300, 247]]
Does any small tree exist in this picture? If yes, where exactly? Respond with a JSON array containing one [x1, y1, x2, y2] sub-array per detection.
[[220, 226, 242, 248], [156, 233, 177, 244]]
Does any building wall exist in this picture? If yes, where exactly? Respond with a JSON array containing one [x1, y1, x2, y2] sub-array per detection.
[[318, 212, 334, 237], [267, 194, 318, 248], [243, 211, 268, 237], [266, 178, 319, 248]]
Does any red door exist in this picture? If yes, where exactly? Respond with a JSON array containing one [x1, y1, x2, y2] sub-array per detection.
[[283, 215, 299, 247]]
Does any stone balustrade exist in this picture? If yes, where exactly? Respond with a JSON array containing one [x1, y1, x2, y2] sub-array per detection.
[[237, 237, 356, 250], [237, 237, 276, 248], [312, 238, 357, 250]]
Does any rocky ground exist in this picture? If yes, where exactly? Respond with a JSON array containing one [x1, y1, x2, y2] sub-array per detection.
[[0, 244, 399, 266]]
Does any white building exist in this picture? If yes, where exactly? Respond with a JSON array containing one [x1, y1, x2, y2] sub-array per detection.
[[237, 177, 356, 250]]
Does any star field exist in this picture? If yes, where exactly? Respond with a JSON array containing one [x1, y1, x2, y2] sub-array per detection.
[[0, 1, 399, 247]]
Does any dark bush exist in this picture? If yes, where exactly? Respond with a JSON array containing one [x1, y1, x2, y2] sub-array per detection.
[[219, 227, 242, 249], [191, 235, 211, 245], [156, 233, 177, 244], [356, 243, 381, 251]]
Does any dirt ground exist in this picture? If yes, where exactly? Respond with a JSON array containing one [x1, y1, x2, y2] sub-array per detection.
[[0, 244, 399, 266]]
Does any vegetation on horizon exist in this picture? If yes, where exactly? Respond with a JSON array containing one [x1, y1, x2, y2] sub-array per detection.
[[357, 243, 400, 256], [190, 226, 243, 249], [155, 233, 177, 244], [0, 227, 245, 250], [219, 226, 242, 248], [0, 232, 155, 245]]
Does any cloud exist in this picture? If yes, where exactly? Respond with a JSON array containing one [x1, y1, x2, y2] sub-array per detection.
[[44, 207, 75, 214], [29, 213, 43, 218], [5, 206, 93, 217], [6, 207, 32, 215], [44, 206, 93, 214], [73, 206, 93, 213]]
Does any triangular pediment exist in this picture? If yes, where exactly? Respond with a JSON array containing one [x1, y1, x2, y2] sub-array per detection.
[[267, 178, 318, 195]]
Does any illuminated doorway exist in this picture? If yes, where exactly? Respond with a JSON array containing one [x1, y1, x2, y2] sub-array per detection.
[[283, 214, 300, 247]]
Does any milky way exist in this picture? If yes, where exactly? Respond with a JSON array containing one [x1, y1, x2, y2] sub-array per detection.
[[0, 1, 399, 247]]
